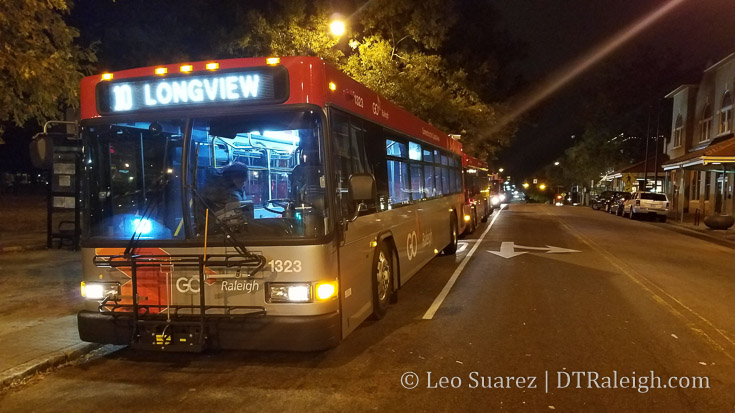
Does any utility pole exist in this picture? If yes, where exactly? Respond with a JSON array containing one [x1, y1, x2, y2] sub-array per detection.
[[642, 106, 651, 191], [653, 100, 661, 192]]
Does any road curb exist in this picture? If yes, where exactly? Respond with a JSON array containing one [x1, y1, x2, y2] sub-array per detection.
[[0, 342, 101, 390]]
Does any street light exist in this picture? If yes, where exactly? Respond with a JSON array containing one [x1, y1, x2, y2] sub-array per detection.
[[499, 168, 504, 173], [554, 161, 560, 166], [539, 183, 547, 190], [523, 182, 530, 189], [329, 19, 346, 36]]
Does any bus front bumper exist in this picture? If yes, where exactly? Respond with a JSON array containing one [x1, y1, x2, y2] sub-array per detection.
[[77, 310, 341, 352]]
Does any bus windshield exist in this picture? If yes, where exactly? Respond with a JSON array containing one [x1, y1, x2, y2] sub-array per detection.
[[84, 110, 329, 243]]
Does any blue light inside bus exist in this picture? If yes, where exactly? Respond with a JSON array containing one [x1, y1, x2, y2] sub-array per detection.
[[132, 218, 153, 235]]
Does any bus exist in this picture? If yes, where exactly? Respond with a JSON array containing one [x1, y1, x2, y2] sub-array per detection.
[[49, 56, 473, 351], [462, 154, 491, 233]]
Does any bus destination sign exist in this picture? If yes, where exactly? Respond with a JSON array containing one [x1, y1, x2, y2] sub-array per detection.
[[96, 67, 288, 114]]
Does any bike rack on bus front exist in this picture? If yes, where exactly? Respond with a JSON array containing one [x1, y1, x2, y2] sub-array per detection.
[[92, 253, 266, 351]]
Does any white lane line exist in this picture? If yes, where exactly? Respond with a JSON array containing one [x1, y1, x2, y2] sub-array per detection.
[[422, 207, 504, 320]]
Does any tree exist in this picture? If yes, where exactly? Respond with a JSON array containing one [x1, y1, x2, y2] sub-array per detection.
[[0, 0, 95, 134], [222, 0, 518, 159]]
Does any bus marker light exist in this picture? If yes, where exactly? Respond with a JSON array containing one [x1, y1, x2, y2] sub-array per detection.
[[266, 57, 280, 65], [434, 249, 439, 254], [464, 215, 471, 221], [101, 73, 113, 81], [206, 62, 219, 70], [155, 67, 167, 75], [180, 65, 193, 73], [369, 240, 378, 248], [316, 282, 337, 300], [329, 82, 337, 91]]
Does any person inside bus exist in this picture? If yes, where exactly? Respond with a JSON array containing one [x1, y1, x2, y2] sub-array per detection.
[[203, 162, 253, 219], [291, 148, 323, 208]]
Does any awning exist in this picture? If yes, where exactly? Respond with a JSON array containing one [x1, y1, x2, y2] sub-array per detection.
[[663, 134, 735, 171]]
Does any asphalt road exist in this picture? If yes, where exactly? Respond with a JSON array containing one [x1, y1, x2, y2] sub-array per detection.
[[2, 204, 735, 412]]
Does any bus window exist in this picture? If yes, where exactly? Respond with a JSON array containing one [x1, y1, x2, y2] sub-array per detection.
[[387, 160, 410, 205], [84, 119, 186, 240], [189, 110, 329, 240], [410, 163, 424, 200]]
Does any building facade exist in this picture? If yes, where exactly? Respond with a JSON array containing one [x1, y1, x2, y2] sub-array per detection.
[[663, 53, 735, 220]]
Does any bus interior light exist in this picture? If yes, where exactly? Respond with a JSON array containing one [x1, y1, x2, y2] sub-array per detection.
[[206, 62, 219, 70], [268, 283, 311, 303], [266, 57, 280, 65], [316, 282, 337, 300]]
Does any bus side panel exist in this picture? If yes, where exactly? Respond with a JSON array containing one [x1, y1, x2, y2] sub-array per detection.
[[339, 214, 382, 338]]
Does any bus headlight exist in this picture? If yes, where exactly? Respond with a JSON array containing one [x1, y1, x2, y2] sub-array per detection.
[[268, 283, 311, 303], [81, 281, 120, 301], [316, 282, 337, 300], [491, 196, 500, 205]]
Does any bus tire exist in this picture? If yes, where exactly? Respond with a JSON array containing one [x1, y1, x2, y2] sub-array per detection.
[[370, 242, 394, 320], [480, 205, 488, 223], [443, 214, 458, 255]]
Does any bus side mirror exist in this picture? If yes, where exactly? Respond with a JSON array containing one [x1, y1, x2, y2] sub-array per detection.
[[348, 173, 376, 202], [29, 134, 54, 169]]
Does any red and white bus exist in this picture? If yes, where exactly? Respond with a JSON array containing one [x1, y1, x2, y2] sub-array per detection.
[[67, 56, 472, 351], [462, 154, 491, 233]]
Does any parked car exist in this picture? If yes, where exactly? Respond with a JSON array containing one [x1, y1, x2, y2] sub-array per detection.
[[622, 192, 669, 222], [591, 191, 614, 210], [608, 192, 632, 216]]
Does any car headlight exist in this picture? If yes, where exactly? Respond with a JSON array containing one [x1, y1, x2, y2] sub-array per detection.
[[81, 281, 120, 301]]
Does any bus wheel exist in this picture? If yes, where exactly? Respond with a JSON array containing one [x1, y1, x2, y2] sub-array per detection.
[[480, 206, 488, 223], [442, 215, 458, 255], [371, 243, 393, 320]]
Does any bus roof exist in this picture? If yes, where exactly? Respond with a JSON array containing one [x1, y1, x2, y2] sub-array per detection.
[[462, 153, 488, 170], [81, 56, 462, 155]]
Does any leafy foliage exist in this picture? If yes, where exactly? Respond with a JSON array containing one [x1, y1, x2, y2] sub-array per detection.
[[0, 0, 95, 134], [223, 0, 518, 159]]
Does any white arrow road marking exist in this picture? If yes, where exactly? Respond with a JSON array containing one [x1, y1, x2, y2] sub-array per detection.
[[488, 242, 581, 259], [456, 241, 469, 254], [488, 242, 527, 259], [515, 244, 581, 254]]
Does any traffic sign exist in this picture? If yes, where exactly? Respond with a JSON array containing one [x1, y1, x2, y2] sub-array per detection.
[[622, 173, 635, 191]]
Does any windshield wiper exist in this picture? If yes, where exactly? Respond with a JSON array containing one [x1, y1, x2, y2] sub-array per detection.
[[188, 186, 266, 276]]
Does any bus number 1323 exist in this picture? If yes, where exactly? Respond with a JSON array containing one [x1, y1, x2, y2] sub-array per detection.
[[268, 260, 302, 273]]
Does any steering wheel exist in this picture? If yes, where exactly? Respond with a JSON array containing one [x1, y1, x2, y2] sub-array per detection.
[[262, 199, 293, 215]]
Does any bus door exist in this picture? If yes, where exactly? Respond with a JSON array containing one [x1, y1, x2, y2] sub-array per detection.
[[331, 111, 379, 337]]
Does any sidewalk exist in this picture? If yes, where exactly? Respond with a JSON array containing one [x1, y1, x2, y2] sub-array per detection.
[[0, 247, 102, 390], [663, 215, 735, 247], [0, 231, 47, 253], [0, 194, 50, 254]]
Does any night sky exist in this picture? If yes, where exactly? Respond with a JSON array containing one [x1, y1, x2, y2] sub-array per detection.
[[492, 0, 735, 180]]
